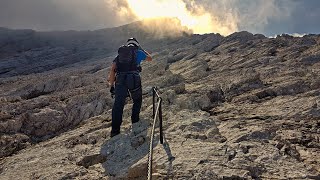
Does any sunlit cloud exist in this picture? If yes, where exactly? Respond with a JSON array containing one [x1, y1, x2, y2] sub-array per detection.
[[125, 0, 238, 35], [0, 0, 319, 36]]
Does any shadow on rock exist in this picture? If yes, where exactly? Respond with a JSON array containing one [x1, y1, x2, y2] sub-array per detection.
[[162, 135, 175, 178]]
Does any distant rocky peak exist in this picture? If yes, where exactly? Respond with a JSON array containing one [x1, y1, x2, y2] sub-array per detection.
[[223, 31, 265, 44]]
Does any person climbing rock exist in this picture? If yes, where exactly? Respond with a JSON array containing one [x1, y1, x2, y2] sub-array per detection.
[[108, 38, 152, 137]]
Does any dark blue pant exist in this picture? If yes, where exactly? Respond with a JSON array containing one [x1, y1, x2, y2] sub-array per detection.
[[111, 73, 142, 134]]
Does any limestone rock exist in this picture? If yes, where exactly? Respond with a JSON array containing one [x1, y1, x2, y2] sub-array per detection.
[[1, 22, 320, 179]]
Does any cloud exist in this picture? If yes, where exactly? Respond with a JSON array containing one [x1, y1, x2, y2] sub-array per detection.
[[123, 0, 318, 36], [0, 0, 133, 31], [271, 0, 320, 35], [0, 0, 319, 36], [180, 0, 296, 34]]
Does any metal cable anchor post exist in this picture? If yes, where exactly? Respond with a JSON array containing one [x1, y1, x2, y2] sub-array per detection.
[[148, 87, 164, 180]]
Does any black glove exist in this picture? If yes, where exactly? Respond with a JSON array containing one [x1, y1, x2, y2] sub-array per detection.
[[137, 66, 142, 72], [110, 86, 115, 97]]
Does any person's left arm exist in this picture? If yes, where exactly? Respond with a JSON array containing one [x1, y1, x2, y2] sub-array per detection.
[[140, 49, 152, 61], [145, 51, 152, 61]]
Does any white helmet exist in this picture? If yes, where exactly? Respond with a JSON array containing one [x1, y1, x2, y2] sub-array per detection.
[[126, 37, 140, 47]]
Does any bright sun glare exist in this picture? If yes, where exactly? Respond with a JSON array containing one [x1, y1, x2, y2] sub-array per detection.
[[126, 0, 237, 35]]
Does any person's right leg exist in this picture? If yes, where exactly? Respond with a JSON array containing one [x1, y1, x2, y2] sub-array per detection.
[[131, 87, 142, 124], [130, 87, 143, 136], [130, 74, 142, 124], [111, 83, 127, 137]]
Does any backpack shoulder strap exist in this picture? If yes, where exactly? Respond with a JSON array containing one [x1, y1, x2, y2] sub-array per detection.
[[131, 46, 138, 66]]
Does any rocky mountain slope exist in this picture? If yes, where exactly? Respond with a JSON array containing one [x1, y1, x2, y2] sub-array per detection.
[[0, 20, 320, 179]]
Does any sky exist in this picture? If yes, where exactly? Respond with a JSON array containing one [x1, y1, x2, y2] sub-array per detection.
[[0, 0, 319, 36]]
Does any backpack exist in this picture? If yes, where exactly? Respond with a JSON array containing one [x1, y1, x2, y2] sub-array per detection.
[[115, 45, 138, 72]]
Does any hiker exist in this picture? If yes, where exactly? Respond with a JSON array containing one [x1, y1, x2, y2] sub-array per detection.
[[108, 38, 152, 137]]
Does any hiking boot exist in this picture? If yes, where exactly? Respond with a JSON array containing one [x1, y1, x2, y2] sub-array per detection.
[[110, 131, 120, 138]]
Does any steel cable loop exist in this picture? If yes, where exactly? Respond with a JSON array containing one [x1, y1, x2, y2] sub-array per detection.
[[147, 98, 162, 180]]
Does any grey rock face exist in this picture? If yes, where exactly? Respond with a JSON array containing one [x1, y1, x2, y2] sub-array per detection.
[[0, 22, 320, 179]]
